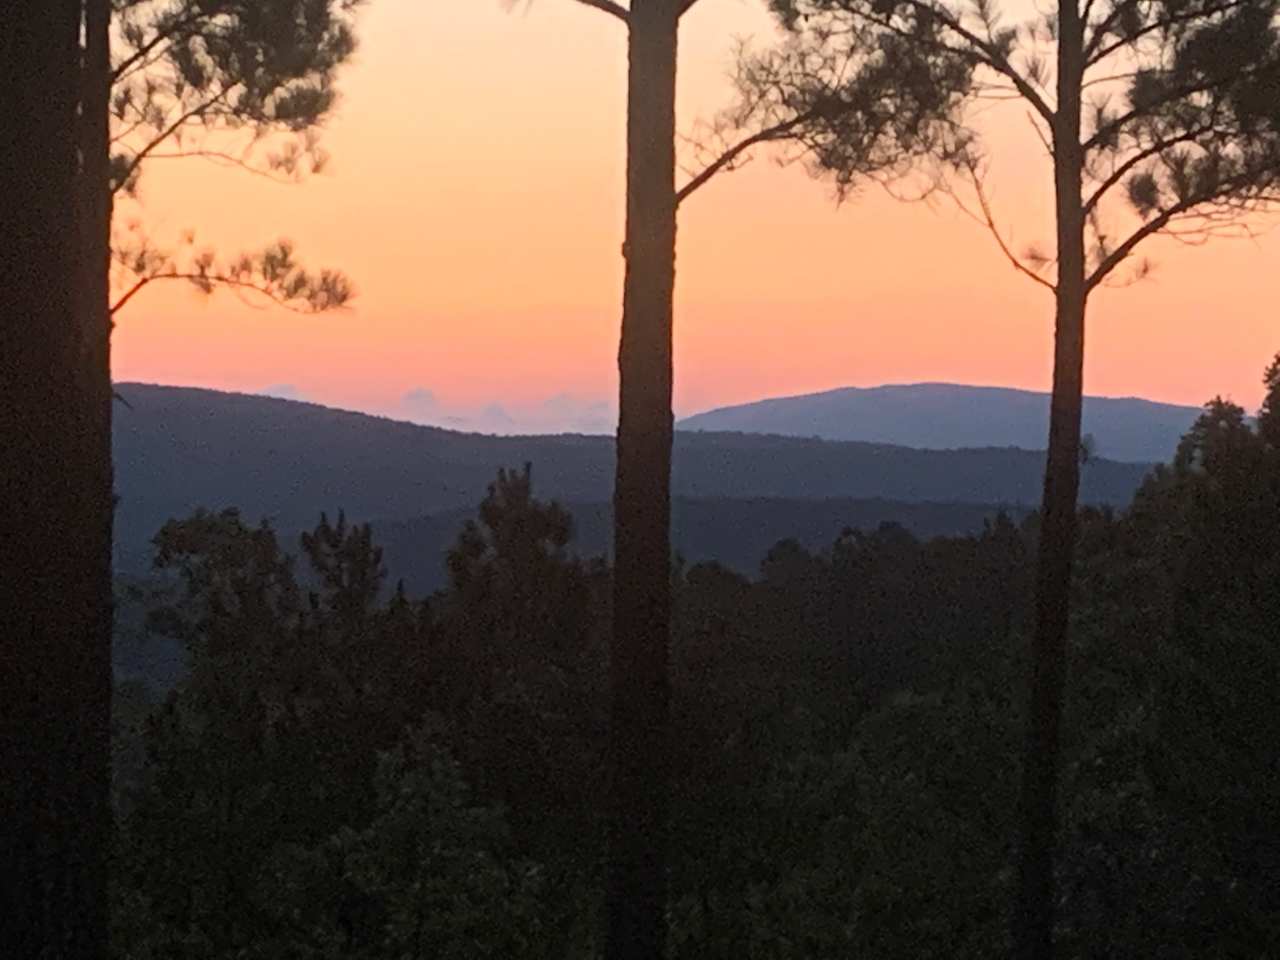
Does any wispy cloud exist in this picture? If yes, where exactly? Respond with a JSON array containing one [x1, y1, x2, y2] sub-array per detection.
[[393, 388, 614, 435], [402, 387, 438, 415]]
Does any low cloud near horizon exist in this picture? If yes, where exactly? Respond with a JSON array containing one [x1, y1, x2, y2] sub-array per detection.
[[395, 386, 613, 435], [402, 387, 437, 415]]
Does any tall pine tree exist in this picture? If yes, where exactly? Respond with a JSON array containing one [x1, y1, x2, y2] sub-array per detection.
[[1, 2, 114, 957], [745, 3, 1280, 952]]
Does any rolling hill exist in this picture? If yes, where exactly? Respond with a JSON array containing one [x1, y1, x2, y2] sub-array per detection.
[[112, 383, 1155, 576], [678, 382, 1203, 463]]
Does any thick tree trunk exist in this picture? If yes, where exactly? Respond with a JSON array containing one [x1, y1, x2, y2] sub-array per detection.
[[1014, 7, 1086, 960], [606, 2, 679, 959], [0, 2, 114, 957]]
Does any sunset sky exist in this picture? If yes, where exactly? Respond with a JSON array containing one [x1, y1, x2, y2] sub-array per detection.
[[111, 0, 1280, 433]]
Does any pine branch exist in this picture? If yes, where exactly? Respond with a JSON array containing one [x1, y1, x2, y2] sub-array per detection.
[[112, 90, 232, 195], [110, 272, 319, 316], [1082, 0, 1140, 64], [144, 150, 299, 183], [1027, 110, 1053, 156], [676, 111, 814, 206], [1084, 0, 1248, 66], [951, 155, 1057, 292], [1084, 62, 1271, 152], [1082, 125, 1216, 217], [887, 0, 1055, 124], [568, 0, 629, 21], [111, 9, 212, 82], [1085, 171, 1273, 290]]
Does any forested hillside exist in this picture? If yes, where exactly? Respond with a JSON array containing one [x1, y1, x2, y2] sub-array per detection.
[[110, 389, 1280, 957], [112, 384, 1149, 572]]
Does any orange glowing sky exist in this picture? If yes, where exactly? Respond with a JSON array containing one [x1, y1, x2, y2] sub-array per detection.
[[111, 0, 1279, 432]]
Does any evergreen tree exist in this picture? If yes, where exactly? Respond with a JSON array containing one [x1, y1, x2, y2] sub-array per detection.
[[104, 0, 364, 317], [753, 3, 1280, 951], [532, 4, 977, 950]]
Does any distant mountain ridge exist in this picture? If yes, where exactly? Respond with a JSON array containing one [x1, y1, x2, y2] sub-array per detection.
[[678, 382, 1203, 463], [112, 383, 1154, 576]]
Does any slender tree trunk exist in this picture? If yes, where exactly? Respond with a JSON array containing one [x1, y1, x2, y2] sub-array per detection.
[[1014, 6, 1086, 959], [606, 2, 679, 958], [0, 2, 114, 957], [78, 0, 118, 953]]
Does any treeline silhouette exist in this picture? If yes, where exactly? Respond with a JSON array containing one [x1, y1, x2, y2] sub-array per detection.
[[109, 363, 1280, 958]]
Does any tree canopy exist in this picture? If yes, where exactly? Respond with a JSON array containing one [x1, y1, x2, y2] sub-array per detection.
[[105, 350, 1280, 958], [106, 0, 365, 314]]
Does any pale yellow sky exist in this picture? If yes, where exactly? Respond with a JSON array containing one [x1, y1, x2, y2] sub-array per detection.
[[111, 0, 1280, 431]]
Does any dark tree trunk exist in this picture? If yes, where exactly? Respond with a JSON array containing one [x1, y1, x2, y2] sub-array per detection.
[[606, 2, 679, 959], [78, 0, 117, 953], [1014, 6, 1086, 960], [0, 2, 115, 957]]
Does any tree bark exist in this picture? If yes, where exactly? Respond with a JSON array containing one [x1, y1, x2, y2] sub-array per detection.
[[78, 1, 118, 953], [0, 2, 114, 957], [1014, 5, 1086, 959], [606, 2, 679, 959]]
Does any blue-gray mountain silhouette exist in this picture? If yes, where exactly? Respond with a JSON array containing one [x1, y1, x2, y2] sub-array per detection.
[[678, 382, 1202, 463], [112, 383, 1154, 577]]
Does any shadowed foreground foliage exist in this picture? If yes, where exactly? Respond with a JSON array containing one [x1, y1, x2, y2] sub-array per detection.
[[111, 360, 1280, 958]]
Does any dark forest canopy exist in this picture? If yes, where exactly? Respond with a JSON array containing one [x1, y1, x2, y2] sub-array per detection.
[[108, 357, 1280, 958]]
